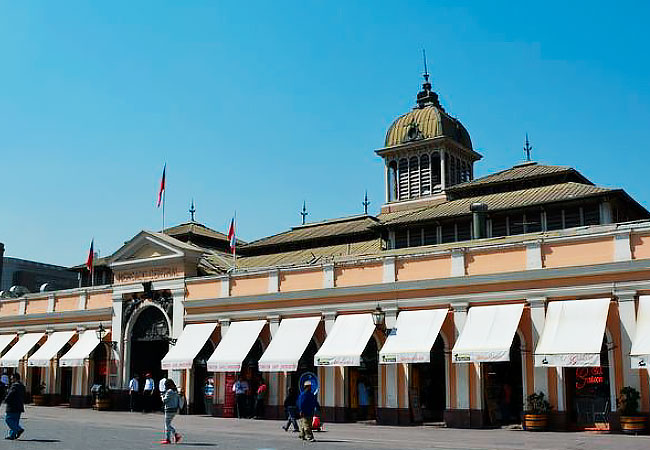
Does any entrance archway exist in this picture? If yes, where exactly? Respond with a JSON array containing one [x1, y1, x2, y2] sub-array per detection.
[[413, 335, 447, 422], [350, 337, 379, 421], [191, 339, 215, 415], [129, 306, 170, 400]]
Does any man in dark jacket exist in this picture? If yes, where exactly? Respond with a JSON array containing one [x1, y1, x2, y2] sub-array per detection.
[[4, 373, 26, 440], [296, 380, 318, 442]]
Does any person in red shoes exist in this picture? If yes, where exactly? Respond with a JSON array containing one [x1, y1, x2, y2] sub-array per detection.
[[161, 379, 182, 445]]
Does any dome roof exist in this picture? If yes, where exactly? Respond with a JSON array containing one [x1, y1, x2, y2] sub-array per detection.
[[384, 105, 472, 149]]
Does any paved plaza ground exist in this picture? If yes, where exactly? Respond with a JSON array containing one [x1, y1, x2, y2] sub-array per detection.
[[2, 406, 650, 450]]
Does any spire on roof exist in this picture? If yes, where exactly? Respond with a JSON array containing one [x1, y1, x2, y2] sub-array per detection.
[[363, 190, 370, 215], [300, 201, 308, 225], [416, 49, 442, 110], [524, 133, 533, 162], [189, 199, 196, 222]]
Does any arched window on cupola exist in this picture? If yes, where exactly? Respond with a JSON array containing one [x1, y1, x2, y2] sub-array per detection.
[[409, 156, 420, 198], [420, 154, 431, 196], [398, 158, 409, 200], [388, 161, 398, 202], [449, 157, 456, 186], [431, 152, 441, 189]]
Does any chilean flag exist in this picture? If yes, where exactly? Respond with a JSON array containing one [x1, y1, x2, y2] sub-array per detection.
[[157, 163, 166, 208], [86, 239, 94, 272], [227, 217, 236, 255]]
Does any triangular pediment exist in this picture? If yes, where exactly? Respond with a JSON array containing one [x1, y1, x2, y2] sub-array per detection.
[[109, 231, 201, 268]]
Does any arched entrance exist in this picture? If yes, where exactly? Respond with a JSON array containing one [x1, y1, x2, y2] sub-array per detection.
[[350, 337, 379, 421], [413, 335, 447, 422], [129, 306, 170, 399], [482, 333, 523, 426]]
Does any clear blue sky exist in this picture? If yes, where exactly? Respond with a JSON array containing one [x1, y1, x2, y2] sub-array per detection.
[[1, 1, 649, 266]]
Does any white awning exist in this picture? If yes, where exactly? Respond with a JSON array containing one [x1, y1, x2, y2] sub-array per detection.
[[379, 309, 448, 364], [630, 296, 650, 369], [258, 317, 320, 372], [0, 335, 15, 356], [161, 323, 217, 370], [59, 330, 101, 367], [535, 298, 610, 367], [315, 314, 376, 366], [452, 304, 524, 363], [27, 331, 75, 367], [207, 320, 266, 372], [0, 333, 44, 367]]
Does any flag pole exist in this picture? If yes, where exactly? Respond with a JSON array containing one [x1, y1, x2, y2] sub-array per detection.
[[162, 188, 166, 234]]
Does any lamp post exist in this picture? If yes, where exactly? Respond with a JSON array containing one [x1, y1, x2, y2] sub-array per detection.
[[372, 307, 392, 336]]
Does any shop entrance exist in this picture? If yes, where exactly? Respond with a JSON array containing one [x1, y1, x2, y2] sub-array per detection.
[[482, 333, 523, 427], [566, 338, 611, 430], [412, 335, 446, 422], [350, 338, 379, 421], [288, 339, 318, 393], [227, 339, 265, 419], [192, 340, 215, 415]]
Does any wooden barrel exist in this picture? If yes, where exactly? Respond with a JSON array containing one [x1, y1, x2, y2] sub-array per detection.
[[620, 416, 646, 435], [524, 414, 548, 431]]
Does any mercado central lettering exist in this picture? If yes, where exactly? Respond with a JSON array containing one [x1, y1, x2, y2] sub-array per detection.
[[2, 73, 650, 431]]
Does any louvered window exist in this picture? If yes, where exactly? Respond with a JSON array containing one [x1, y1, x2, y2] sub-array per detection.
[[431, 152, 441, 188], [398, 158, 409, 200], [409, 228, 423, 247], [441, 223, 456, 243], [583, 204, 600, 226], [444, 153, 450, 186], [455, 158, 462, 185], [457, 221, 471, 241], [420, 155, 431, 195], [546, 208, 563, 230], [526, 211, 542, 233], [388, 161, 398, 202], [491, 216, 507, 237], [510, 214, 524, 235], [424, 225, 437, 245], [449, 157, 456, 186], [395, 229, 408, 249], [409, 156, 420, 198], [564, 208, 580, 228]]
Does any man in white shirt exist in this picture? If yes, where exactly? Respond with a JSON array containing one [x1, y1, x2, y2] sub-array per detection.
[[232, 376, 249, 419], [158, 376, 168, 410], [128, 374, 139, 412], [143, 373, 155, 412]]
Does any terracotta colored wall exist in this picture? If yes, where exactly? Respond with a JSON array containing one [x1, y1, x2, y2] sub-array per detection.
[[542, 238, 613, 268], [86, 292, 112, 309], [279, 269, 323, 293], [230, 276, 268, 297], [335, 263, 382, 287], [55, 295, 79, 312], [631, 234, 650, 260], [0, 301, 19, 317], [396, 256, 451, 282], [186, 281, 220, 300], [465, 248, 526, 276], [25, 298, 49, 315]]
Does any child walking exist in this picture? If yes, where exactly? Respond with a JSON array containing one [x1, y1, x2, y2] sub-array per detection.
[[161, 379, 182, 444]]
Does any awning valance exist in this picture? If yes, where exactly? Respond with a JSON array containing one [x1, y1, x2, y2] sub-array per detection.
[[0, 333, 44, 367], [161, 323, 217, 370], [315, 314, 376, 366], [59, 330, 101, 367], [27, 331, 75, 367], [207, 320, 266, 372], [379, 309, 448, 364], [0, 335, 15, 356], [258, 317, 320, 372], [630, 296, 650, 369], [535, 298, 610, 367], [452, 304, 524, 363]]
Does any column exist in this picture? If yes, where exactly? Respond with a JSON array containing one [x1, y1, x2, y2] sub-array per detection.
[[451, 302, 470, 410], [112, 291, 125, 389], [321, 312, 337, 413], [616, 290, 641, 392], [267, 315, 281, 410], [527, 297, 548, 397], [440, 150, 447, 191]]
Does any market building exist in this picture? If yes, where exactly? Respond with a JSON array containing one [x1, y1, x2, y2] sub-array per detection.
[[2, 73, 650, 431]]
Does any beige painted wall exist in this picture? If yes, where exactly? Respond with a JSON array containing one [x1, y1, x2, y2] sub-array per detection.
[[86, 292, 112, 309], [632, 234, 650, 260], [280, 269, 323, 293], [465, 248, 526, 276], [55, 295, 79, 312], [0, 301, 20, 317], [231, 276, 268, 297], [396, 256, 451, 281], [25, 298, 49, 315], [335, 263, 383, 287], [542, 238, 613, 268], [186, 281, 220, 300]]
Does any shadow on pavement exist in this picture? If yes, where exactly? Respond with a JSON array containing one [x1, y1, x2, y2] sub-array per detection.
[[177, 444, 217, 447], [18, 439, 62, 443]]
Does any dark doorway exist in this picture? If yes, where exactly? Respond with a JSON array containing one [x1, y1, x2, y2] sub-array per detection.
[[289, 339, 318, 393], [414, 335, 446, 422], [192, 340, 214, 415], [482, 333, 523, 427], [91, 343, 107, 386], [350, 338, 379, 421], [566, 338, 611, 430]]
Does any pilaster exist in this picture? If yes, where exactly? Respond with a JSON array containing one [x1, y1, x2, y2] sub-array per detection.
[[451, 301, 469, 409], [323, 264, 335, 288], [268, 270, 280, 293], [383, 257, 396, 283], [527, 297, 549, 397], [450, 249, 465, 277], [220, 276, 230, 297], [614, 232, 632, 262], [47, 294, 55, 313], [525, 241, 543, 270], [616, 290, 640, 391]]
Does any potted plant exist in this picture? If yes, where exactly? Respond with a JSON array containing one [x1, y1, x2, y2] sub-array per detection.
[[94, 384, 112, 411], [523, 392, 552, 431], [618, 386, 646, 434], [32, 383, 47, 406]]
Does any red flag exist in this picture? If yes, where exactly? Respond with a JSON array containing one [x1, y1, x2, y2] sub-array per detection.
[[86, 239, 94, 272], [157, 163, 166, 207], [227, 218, 236, 255]]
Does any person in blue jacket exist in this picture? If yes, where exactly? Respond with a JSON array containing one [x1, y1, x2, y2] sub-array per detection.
[[296, 380, 319, 442]]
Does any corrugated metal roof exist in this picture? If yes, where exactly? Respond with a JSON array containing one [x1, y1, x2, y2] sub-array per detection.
[[244, 215, 379, 249], [384, 105, 472, 149], [379, 182, 613, 226], [163, 222, 246, 245]]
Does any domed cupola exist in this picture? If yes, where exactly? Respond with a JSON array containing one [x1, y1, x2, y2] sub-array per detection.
[[376, 62, 482, 211]]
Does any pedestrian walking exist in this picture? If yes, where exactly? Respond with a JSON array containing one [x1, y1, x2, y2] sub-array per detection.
[[128, 374, 140, 412], [0, 371, 9, 401], [296, 380, 318, 442], [158, 375, 167, 411], [232, 375, 249, 419], [3, 373, 26, 440], [161, 379, 182, 445], [254, 378, 267, 419], [143, 373, 155, 413], [203, 377, 214, 416], [282, 387, 299, 432]]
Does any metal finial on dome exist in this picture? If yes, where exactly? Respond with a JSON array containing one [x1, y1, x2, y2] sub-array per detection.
[[363, 190, 371, 215], [416, 49, 442, 110], [300, 201, 308, 225], [422, 49, 429, 83], [189, 199, 196, 222], [524, 133, 533, 162]]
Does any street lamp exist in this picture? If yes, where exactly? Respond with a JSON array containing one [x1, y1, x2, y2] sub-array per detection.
[[372, 307, 393, 336], [95, 324, 118, 351]]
